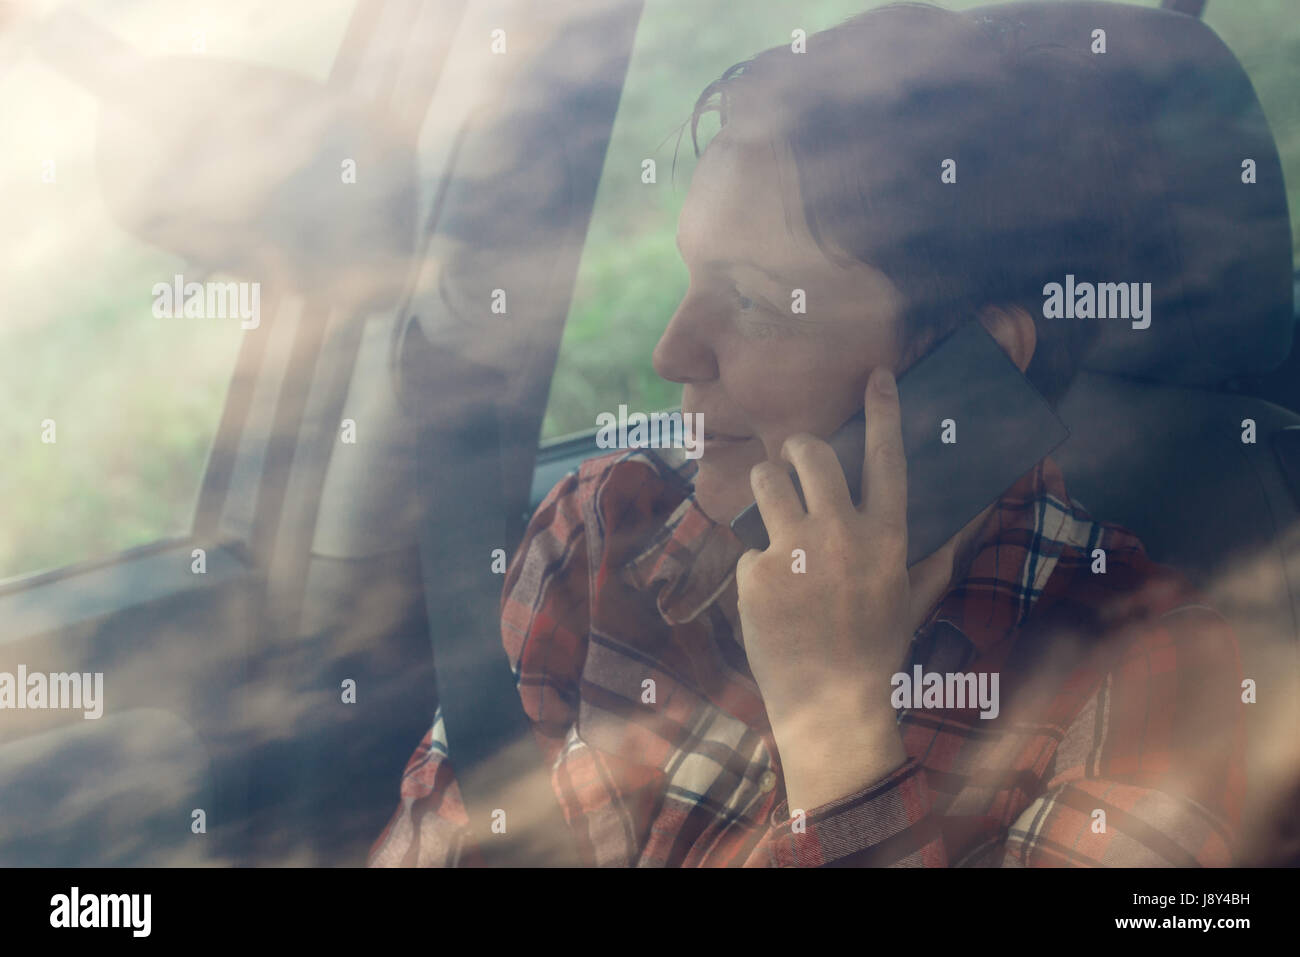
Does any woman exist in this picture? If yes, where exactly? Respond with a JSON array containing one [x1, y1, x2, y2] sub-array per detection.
[[370, 3, 1243, 867]]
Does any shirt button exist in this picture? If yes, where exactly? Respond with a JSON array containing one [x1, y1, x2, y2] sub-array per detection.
[[759, 769, 778, 793]]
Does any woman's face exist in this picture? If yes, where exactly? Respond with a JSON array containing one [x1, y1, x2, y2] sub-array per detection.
[[653, 124, 907, 523]]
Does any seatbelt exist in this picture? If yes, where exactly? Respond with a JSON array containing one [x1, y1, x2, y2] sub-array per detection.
[[406, 320, 580, 866], [391, 0, 644, 867]]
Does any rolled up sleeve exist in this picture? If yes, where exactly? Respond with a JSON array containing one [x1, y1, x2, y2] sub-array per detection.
[[762, 756, 947, 867]]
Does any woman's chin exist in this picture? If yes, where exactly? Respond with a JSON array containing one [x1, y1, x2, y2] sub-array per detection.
[[691, 461, 757, 525]]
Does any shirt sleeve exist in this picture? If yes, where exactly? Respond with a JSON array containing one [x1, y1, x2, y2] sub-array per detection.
[[366, 470, 592, 867], [998, 603, 1244, 867], [761, 754, 946, 866], [755, 603, 1246, 867], [365, 705, 482, 867]]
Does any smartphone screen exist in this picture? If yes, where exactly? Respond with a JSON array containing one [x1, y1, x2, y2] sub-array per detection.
[[729, 320, 1070, 565]]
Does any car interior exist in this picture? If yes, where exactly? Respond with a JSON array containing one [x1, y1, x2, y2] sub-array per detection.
[[0, 0, 1297, 867]]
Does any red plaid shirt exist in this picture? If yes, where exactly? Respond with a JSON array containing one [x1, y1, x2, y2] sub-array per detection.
[[369, 447, 1245, 866]]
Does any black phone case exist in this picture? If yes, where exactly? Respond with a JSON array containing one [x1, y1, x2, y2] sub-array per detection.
[[729, 321, 1070, 565]]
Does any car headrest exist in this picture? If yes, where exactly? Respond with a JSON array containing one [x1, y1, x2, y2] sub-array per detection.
[[968, 1, 1293, 387]]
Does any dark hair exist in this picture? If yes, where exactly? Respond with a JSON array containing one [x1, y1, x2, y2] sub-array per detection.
[[687, 2, 1144, 405]]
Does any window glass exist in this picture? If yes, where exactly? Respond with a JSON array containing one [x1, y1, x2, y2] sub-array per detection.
[[541, 0, 1300, 443], [0, 0, 357, 582]]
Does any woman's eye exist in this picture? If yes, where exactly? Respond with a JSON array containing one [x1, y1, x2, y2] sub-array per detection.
[[733, 289, 756, 311]]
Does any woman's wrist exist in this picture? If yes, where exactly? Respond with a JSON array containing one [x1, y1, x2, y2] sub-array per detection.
[[775, 704, 907, 813]]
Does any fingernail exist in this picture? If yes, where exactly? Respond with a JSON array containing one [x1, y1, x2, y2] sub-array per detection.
[[873, 367, 896, 397]]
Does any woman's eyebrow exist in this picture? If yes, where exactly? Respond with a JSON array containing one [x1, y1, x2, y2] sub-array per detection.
[[674, 234, 799, 288], [698, 256, 797, 288]]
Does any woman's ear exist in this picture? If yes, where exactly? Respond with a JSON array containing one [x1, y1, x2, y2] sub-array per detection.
[[977, 304, 1037, 372]]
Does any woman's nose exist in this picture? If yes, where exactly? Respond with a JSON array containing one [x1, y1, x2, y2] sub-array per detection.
[[652, 295, 719, 384]]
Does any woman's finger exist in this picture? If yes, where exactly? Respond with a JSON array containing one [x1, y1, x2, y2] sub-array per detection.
[[861, 367, 908, 545], [780, 432, 854, 515], [750, 459, 805, 540]]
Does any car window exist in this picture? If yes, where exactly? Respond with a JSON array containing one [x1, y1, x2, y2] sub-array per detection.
[[542, 0, 1300, 443], [0, 0, 357, 582], [541, 0, 903, 441]]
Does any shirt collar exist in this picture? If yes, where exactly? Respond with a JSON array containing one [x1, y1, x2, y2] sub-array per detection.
[[621, 448, 1089, 654], [620, 450, 748, 627]]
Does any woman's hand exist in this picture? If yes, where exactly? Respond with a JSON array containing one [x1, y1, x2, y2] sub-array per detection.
[[734, 366, 960, 812]]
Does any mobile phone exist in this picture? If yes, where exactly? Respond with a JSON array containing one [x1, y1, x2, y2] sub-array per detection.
[[728, 320, 1070, 565]]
